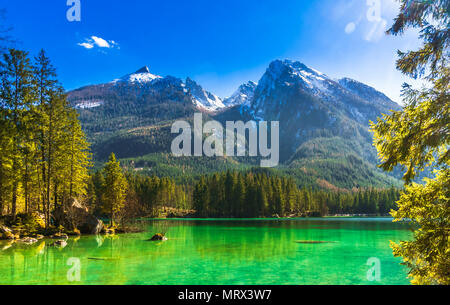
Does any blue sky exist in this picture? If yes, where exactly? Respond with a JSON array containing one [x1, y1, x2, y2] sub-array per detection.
[[1, 0, 423, 103]]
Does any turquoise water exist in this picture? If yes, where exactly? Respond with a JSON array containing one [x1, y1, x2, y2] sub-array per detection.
[[0, 218, 412, 285]]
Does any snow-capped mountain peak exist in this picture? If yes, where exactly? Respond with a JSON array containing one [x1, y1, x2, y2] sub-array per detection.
[[264, 59, 329, 90], [185, 77, 225, 111], [112, 66, 162, 84], [134, 66, 151, 74], [223, 81, 257, 107]]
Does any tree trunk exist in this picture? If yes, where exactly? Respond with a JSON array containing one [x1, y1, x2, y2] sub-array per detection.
[[46, 129, 52, 228], [11, 181, 17, 220], [24, 160, 29, 213], [40, 132, 47, 219], [0, 191, 3, 216], [36, 163, 42, 213], [69, 136, 74, 199], [54, 183, 58, 211], [0, 160, 3, 216], [111, 206, 114, 227]]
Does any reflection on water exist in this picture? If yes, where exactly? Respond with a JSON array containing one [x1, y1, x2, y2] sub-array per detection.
[[0, 218, 413, 285]]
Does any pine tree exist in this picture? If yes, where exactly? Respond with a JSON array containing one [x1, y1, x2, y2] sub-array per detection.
[[0, 49, 35, 219], [33, 49, 58, 224], [102, 153, 128, 226], [193, 176, 208, 217], [233, 174, 246, 217], [64, 109, 90, 200]]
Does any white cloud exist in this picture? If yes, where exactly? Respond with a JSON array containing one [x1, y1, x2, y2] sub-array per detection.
[[91, 36, 110, 48], [78, 42, 94, 49], [77, 36, 119, 50]]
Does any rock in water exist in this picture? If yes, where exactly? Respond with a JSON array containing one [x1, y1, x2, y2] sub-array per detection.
[[149, 233, 168, 241], [19, 237, 38, 245], [79, 215, 104, 235], [52, 240, 68, 248]]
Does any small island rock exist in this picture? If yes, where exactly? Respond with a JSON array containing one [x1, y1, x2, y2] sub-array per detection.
[[149, 233, 168, 241]]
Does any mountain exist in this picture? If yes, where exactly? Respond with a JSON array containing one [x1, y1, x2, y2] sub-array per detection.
[[185, 77, 225, 111], [338, 77, 399, 109], [68, 60, 402, 189], [70, 66, 225, 114], [223, 81, 257, 107], [111, 66, 163, 84], [244, 60, 399, 122], [225, 60, 401, 160]]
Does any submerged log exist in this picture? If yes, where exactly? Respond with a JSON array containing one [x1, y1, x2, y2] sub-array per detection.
[[295, 240, 336, 244], [149, 233, 168, 241]]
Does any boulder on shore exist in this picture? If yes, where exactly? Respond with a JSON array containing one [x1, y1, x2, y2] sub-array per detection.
[[54, 199, 104, 235], [149, 233, 168, 241]]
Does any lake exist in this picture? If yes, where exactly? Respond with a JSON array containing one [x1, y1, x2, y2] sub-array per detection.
[[0, 218, 412, 285]]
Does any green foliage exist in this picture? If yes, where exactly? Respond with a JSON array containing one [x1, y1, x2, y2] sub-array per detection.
[[387, 0, 448, 80], [371, 79, 449, 182], [372, 0, 449, 285], [7, 212, 45, 235], [391, 168, 449, 285]]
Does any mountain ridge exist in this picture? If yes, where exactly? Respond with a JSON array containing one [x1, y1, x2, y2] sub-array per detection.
[[69, 59, 400, 113], [67, 59, 402, 190]]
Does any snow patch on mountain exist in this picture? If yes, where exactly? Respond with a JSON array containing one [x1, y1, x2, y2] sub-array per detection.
[[75, 99, 104, 109]]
